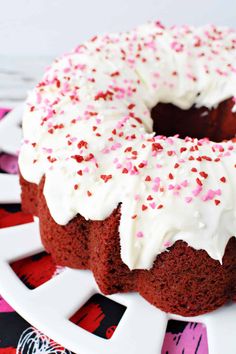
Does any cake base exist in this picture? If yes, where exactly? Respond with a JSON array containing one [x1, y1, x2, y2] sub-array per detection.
[[20, 175, 236, 317]]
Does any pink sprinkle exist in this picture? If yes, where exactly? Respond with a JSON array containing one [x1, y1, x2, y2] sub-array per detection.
[[150, 202, 156, 209], [215, 189, 222, 196], [168, 184, 175, 190], [152, 184, 159, 192], [166, 137, 174, 145], [181, 180, 189, 187], [153, 72, 160, 78], [71, 137, 77, 142], [192, 185, 202, 196], [164, 241, 172, 248], [126, 161, 132, 171], [202, 189, 215, 201], [42, 147, 53, 154], [171, 41, 184, 52], [154, 177, 161, 183], [136, 231, 144, 238], [36, 92, 42, 104], [111, 143, 122, 150], [102, 147, 110, 154], [185, 196, 193, 203], [134, 194, 140, 201]]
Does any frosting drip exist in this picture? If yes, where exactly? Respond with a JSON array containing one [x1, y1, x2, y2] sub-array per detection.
[[19, 22, 236, 269]]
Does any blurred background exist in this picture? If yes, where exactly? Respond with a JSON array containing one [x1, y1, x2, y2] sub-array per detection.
[[0, 0, 236, 106]]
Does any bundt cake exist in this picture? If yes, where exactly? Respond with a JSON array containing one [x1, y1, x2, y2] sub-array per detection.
[[19, 22, 236, 316]]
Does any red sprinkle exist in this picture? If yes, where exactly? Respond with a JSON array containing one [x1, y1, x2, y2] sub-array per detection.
[[100, 174, 112, 183], [77, 140, 88, 149], [199, 171, 208, 179], [220, 176, 226, 183], [128, 103, 135, 110], [71, 155, 84, 163], [196, 178, 203, 186]]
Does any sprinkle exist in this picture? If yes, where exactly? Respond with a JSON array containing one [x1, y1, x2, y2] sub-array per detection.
[[163, 241, 172, 247], [220, 176, 226, 183], [94, 90, 114, 101], [199, 171, 208, 179], [77, 140, 88, 149], [71, 155, 84, 163], [128, 103, 135, 110], [136, 231, 144, 238], [150, 202, 156, 209], [215, 199, 221, 205], [192, 185, 202, 196], [196, 178, 203, 186], [111, 71, 120, 77], [181, 180, 188, 187], [142, 205, 148, 211], [100, 174, 112, 183]]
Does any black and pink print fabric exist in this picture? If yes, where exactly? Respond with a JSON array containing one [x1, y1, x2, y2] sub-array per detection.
[[0, 108, 208, 353]]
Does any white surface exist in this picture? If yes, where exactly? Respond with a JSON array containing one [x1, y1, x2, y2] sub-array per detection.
[[0, 0, 236, 57], [0, 174, 236, 354]]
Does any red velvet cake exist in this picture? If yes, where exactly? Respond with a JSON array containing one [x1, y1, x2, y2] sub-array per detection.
[[19, 22, 236, 316]]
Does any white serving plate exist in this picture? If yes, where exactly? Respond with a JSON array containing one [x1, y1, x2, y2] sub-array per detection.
[[0, 106, 236, 354]]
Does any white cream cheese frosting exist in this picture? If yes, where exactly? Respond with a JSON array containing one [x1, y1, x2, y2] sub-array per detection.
[[19, 22, 236, 270]]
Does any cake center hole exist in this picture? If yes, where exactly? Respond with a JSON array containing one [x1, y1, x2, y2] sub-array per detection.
[[151, 99, 236, 142]]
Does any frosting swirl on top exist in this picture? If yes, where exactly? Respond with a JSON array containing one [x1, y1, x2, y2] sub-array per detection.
[[19, 22, 236, 270]]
